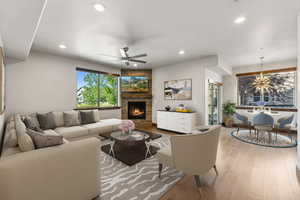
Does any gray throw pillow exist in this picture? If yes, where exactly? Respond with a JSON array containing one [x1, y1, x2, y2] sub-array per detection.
[[26, 129, 64, 149], [23, 116, 43, 131], [23, 113, 41, 129], [63, 111, 81, 127], [37, 112, 56, 130], [80, 111, 96, 124]]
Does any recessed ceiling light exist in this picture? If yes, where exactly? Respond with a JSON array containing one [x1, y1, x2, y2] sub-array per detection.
[[234, 17, 246, 24], [94, 3, 105, 12], [133, 63, 138, 67], [178, 50, 185, 55], [59, 44, 67, 49]]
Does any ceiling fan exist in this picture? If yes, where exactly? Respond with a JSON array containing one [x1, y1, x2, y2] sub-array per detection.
[[98, 47, 147, 66]]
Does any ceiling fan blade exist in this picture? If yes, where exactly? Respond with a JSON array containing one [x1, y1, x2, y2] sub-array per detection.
[[128, 59, 147, 64], [120, 48, 129, 58], [129, 53, 147, 59]]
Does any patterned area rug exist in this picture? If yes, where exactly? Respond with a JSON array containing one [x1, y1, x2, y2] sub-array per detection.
[[100, 135, 184, 200], [231, 129, 297, 148]]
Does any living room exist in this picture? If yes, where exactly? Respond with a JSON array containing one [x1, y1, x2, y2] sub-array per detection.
[[0, 0, 300, 200]]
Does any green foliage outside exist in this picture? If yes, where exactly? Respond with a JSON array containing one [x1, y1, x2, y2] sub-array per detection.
[[77, 72, 118, 108], [223, 101, 236, 116]]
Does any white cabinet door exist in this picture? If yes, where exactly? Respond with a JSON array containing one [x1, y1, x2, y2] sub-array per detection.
[[157, 111, 169, 129]]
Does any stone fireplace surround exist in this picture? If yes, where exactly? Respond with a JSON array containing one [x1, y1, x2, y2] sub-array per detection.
[[121, 69, 152, 127]]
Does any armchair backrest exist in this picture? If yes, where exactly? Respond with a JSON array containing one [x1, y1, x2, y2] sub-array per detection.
[[170, 125, 221, 175]]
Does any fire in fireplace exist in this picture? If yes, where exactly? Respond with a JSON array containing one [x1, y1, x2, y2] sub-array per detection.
[[128, 102, 146, 119]]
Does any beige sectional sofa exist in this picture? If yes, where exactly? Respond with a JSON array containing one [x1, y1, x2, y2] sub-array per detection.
[[0, 109, 122, 200]]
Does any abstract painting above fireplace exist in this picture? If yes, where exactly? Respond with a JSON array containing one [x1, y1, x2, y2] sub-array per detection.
[[128, 102, 146, 119]]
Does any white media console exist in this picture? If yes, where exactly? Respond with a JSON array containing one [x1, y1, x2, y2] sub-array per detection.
[[157, 110, 196, 134]]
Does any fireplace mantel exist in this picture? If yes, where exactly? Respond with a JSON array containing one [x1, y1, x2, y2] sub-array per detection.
[[121, 93, 153, 99]]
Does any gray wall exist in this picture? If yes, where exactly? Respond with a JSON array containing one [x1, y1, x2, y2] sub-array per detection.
[[152, 57, 222, 125], [5, 51, 121, 119]]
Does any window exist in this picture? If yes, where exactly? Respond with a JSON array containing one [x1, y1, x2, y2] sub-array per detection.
[[76, 68, 119, 108], [237, 69, 296, 107]]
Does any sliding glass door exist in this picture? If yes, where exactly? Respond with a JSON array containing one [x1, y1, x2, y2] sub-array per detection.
[[208, 82, 221, 125]]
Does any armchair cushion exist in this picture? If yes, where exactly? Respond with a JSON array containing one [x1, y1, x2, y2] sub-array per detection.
[[157, 146, 175, 168]]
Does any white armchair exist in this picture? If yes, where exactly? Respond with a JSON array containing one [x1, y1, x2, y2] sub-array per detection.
[[157, 125, 221, 188]]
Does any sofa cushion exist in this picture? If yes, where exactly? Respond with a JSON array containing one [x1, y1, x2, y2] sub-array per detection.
[[3, 116, 18, 149], [101, 119, 122, 130], [27, 129, 64, 149], [54, 126, 89, 139], [80, 111, 96, 124], [82, 119, 122, 135], [82, 123, 112, 135], [63, 111, 81, 127], [52, 111, 65, 127], [15, 114, 35, 152], [37, 112, 56, 130]]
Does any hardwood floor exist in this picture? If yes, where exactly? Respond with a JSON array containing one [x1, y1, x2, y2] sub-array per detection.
[[139, 126, 300, 200]]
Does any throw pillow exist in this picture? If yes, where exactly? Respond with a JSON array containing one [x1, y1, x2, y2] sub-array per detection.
[[92, 109, 100, 122], [52, 111, 65, 127], [37, 112, 56, 130], [63, 111, 81, 127], [23, 116, 43, 131], [15, 114, 35, 152], [26, 129, 64, 149], [80, 111, 96, 124]]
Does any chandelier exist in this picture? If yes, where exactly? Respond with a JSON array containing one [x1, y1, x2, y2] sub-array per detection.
[[252, 57, 272, 94]]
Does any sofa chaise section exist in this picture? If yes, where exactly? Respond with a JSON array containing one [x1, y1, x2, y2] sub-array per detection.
[[0, 138, 101, 200]]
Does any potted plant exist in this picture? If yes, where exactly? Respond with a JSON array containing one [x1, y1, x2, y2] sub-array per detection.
[[223, 101, 236, 127]]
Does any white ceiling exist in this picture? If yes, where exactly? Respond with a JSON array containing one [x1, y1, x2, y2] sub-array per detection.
[[3, 0, 300, 68], [0, 0, 46, 60]]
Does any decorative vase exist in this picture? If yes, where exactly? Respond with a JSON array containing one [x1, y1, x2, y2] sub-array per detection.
[[165, 105, 171, 111]]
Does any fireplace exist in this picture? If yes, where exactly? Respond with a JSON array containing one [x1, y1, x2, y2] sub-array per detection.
[[128, 102, 146, 119]]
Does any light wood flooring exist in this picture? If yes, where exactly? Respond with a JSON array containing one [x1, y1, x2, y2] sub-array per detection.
[[138, 126, 300, 200]]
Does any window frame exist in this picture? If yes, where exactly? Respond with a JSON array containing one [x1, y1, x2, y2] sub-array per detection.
[[236, 67, 297, 109], [76, 67, 121, 110]]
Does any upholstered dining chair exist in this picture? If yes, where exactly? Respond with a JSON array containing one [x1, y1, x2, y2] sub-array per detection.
[[233, 112, 252, 134], [156, 125, 221, 188], [252, 112, 274, 143], [275, 114, 295, 129], [274, 114, 296, 142]]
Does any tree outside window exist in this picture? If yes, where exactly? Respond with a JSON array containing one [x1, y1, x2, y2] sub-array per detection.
[[77, 69, 119, 108]]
